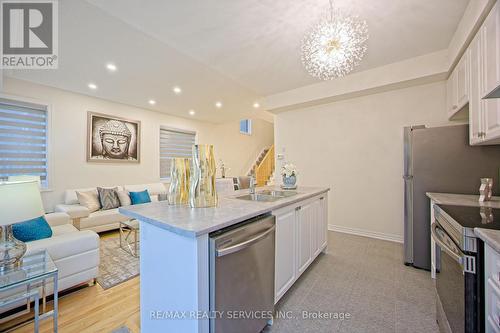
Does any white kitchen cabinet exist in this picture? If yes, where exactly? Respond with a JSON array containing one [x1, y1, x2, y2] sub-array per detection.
[[313, 195, 328, 257], [483, 96, 500, 142], [297, 201, 313, 275], [447, 52, 469, 119], [484, 243, 500, 333], [457, 53, 470, 109], [274, 206, 296, 302], [273, 194, 328, 304], [469, 33, 485, 145], [467, 1, 500, 145], [482, 1, 500, 99], [482, 1, 500, 143]]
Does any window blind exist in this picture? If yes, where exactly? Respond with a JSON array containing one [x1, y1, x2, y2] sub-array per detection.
[[0, 101, 48, 187], [159, 127, 196, 179]]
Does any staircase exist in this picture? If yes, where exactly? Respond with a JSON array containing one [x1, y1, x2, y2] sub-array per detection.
[[248, 145, 275, 187], [247, 147, 270, 176]]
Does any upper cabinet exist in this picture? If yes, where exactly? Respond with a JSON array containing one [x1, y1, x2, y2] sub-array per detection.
[[482, 1, 500, 99], [447, 52, 469, 119], [466, 1, 500, 145], [468, 33, 484, 145]]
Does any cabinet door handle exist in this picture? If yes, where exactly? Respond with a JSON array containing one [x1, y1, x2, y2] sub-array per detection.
[[452, 105, 458, 110], [320, 197, 325, 200], [295, 206, 301, 211]]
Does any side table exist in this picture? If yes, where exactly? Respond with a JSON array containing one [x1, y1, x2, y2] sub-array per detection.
[[119, 219, 140, 257], [0, 250, 58, 332]]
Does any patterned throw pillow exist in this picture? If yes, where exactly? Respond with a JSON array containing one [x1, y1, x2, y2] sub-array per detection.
[[76, 190, 101, 213], [97, 187, 121, 210]]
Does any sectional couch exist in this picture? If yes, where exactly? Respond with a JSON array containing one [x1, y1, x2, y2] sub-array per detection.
[[55, 183, 168, 232], [0, 212, 99, 316]]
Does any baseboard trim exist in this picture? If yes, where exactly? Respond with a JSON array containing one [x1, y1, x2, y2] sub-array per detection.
[[328, 224, 403, 243]]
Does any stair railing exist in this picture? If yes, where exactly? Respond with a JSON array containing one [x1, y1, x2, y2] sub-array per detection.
[[255, 145, 275, 187]]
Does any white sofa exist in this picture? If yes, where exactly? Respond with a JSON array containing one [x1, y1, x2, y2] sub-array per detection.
[[0, 212, 99, 314], [55, 183, 168, 232]]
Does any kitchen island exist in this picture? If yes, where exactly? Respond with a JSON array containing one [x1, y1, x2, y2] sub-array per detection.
[[119, 186, 329, 333]]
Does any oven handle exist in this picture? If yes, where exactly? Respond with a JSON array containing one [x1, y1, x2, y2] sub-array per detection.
[[431, 222, 463, 265]]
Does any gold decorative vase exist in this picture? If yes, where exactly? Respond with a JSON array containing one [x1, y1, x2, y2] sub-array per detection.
[[189, 144, 218, 208], [168, 158, 191, 205]]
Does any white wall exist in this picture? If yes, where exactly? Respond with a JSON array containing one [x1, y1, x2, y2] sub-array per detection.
[[208, 119, 274, 177], [1, 78, 273, 210], [275, 81, 463, 241]]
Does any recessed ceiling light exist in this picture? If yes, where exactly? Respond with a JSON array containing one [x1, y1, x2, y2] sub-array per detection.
[[88, 83, 97, 90], [189, 110, 195, 116], [149, 100, 156, 105], [106, 63, 117, 72], [173, 86, 182, 95], [215, 101, 223, 108], [253, 102, 260, 108]]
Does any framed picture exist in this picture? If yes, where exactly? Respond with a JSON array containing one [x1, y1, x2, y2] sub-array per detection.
[[87, 112, 141, 163]]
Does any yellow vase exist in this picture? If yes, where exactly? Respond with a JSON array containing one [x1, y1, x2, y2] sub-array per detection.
[[189, 144, 218, 208], [168, 158, 191, 205]]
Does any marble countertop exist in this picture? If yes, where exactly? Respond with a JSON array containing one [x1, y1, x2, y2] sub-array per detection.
[[426, 192, 500, 208], [475, 228, 500, 253], [427, 193, 500, 253], [119, 186, 329, 238]]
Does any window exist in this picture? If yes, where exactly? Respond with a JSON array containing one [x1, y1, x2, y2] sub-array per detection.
[[159, 127, 196, 179], [0, 98, 49, 188], [240, 119, 252, 135]]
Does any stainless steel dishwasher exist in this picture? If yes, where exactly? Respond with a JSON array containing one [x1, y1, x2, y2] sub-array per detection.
[[209, 214, 275, 333]]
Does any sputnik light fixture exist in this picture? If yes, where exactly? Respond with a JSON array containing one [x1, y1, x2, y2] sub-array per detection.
[[301, 0, 368, 80]]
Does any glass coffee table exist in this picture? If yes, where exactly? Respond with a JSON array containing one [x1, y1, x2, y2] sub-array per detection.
[[119, 220, 140, 257], [0, 250, 58, 332]]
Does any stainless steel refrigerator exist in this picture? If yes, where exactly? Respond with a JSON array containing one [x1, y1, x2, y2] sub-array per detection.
[[403, 124, 500, 270]]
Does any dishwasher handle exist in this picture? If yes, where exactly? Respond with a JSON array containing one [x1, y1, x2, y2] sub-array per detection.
[[216, 225, 275, 257]]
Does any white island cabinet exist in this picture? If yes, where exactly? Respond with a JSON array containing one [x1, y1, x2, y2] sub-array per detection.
[[119, 186, 329, 333], [474, 228, 500, 333], [273, 193, 328, 303]]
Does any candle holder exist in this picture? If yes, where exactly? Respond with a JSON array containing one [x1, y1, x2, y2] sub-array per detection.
[[168, 158, 191, 205], [189, 145, 218, 208], [479, 178, 493, 202]]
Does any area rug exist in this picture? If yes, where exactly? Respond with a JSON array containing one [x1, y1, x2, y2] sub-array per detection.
[[97, 236, 139, 290]]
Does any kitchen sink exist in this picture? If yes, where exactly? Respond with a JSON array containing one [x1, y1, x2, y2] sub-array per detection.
[[257, 190, 298, 198], [235, 190, 298, 202], [235, 194, 283, 202]]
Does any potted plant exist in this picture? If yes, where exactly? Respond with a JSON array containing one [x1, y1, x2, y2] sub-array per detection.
[[281, 163, 297, 189]]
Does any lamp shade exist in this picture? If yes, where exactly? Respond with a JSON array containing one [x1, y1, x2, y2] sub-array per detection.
[[0, 181, 45, 226]]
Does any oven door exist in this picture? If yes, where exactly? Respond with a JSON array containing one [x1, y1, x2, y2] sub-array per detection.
[[432, 221, 468, 333]]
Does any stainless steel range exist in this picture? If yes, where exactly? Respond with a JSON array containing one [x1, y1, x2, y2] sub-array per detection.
[[433, 204, 500, 333]]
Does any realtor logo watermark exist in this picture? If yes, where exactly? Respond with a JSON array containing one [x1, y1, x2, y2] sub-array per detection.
[[1, 0, 58, 69]]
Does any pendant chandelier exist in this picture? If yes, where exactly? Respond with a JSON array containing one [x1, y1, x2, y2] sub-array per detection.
[[301, 0, 368, 80]]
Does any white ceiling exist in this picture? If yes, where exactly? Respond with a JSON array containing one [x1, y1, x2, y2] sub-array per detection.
[[5, 0, 469, 123]]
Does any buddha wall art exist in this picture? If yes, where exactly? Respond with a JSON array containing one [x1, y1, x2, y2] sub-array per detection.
[[87, 112, 141, 163]]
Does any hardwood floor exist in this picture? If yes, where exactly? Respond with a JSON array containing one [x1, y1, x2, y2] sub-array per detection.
[[1, 230, 140, 333], [2, 277, 140, 333]]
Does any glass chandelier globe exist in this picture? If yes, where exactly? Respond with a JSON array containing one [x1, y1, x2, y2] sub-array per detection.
[[301, 1, 369, 80]]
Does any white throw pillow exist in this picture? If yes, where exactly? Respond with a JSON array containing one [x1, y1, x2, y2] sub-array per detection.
[[116, 190, 132, 207], [76, 190, 101, 213]]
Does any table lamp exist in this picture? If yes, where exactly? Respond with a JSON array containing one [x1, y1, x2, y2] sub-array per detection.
[[0, 180, 45, 270]]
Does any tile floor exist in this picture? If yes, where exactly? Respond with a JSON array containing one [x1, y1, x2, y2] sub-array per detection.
[[264, 231, 438, 333]]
